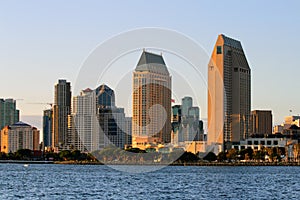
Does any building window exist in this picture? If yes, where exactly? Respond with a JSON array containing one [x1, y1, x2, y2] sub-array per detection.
[[254, 140, 258, 145], [261, 141, 265, 145], [217, 46, 222, 54], [267, 140, 271, 145], [247, 141, 252, 145], [274, 141, 278, 145], [234, 68, 238, 72]]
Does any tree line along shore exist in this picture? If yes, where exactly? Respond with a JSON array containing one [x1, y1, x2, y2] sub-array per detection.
[[1, 147, 300, 166]]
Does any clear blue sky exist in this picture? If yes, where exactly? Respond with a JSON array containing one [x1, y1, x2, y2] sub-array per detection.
[[0, 0, 299, 131]]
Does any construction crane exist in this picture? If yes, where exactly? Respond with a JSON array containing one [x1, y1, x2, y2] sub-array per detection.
[[27, 102, 54, 109]]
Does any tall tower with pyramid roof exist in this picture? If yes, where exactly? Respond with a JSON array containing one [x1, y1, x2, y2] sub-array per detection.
[[132, 50, 172, 148]]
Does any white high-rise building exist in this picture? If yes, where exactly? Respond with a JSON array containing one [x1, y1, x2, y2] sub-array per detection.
[[71, 88, 99, 152]]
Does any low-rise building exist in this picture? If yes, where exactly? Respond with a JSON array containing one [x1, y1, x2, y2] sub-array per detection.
[[232, 137, 297, 151]]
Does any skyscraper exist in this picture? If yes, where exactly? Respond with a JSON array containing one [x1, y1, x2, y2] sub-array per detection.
[[96, 84, 127, 149], [208, 34, 251, 151], [171, 97, 204, 145], [132, 50, 172, 148], [250, 110, 273, 135], [52, 79, 71, 149], [70, 88, 99, 152], [43, 109, 53, 149], [0, 98, 20, 130]]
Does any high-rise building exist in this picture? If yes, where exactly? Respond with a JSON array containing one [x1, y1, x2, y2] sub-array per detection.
[[250, 110, 272, 135], [96, 84, 127, 149], [132, 50, 172, 148], [0, 99, 20, 130], [0, 98, 20, 149], [43, 109, 53, 149], [52, 80, 71, 149], [208, 34, 251, 151], [124, 117, 132, 148], [70, 88, 99, 152], [0, 121, 40, 153], [171, 97, 204, 145]]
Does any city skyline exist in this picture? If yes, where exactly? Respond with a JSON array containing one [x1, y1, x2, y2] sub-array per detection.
[[1, 1, 299, 131]]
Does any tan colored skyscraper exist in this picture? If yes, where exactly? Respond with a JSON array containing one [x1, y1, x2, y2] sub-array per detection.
[[208, 34, 251, 151], [132, 50, 171, 149]]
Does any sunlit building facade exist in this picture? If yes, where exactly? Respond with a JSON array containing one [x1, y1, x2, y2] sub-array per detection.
[[52, 80, 72, 149], [0, 122, 40, 153], [250, 110, 272, 135], [70, 88, 99, 152], [208, 34, 251, 151], [132, 50, 172, 149]]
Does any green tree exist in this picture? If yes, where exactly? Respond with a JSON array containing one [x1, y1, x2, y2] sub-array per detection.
[[239, 148, 253, 160], [253, 150, 264, 161], [15, 149, 32, 160], [59, 150, 71, 161], [226, 149, 237, 161]]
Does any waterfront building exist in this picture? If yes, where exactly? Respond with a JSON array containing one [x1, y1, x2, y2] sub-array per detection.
[[208, 34, 251, 152], [171, 97, 204, 146], [96, 84, 127, 149], [232, 137, 297, 152], [124, 117, 132, 147], [52, 79, 71, 150], [132, 50, 172, 149], [43, 109, 53, 149], [0, 121, 40, 153], [250, 110, 273, 135], [0, 98, 20, 150], [0, 98, 20, 130], [70, 88, 99, 152]]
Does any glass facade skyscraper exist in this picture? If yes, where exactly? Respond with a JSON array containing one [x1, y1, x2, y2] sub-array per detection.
[[0, 99, 20, 130], [43, 109, 53, 148], [52, 79, 72, 149]]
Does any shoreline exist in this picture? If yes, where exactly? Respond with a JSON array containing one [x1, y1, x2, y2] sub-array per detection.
[[1, 160, 300, 166], [54, 161, 300, 166]]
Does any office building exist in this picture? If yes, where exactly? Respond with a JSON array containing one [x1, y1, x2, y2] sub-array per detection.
[[52, 80, 71, 149], [0, 121, 40, 153], [132, 50, 172, 148], [171, 97, 204, 145], [124, 117, 132, 147], [96, 84, 127, 149], [0, 98, 19, 130], [70, 88, 99, 152], [208, 34, 251, 151], [43, 109, 53, 149], [250, 110, 272, 135]]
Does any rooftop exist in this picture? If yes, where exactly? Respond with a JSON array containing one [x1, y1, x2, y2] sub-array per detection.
[[135, 50, 169, 75], [221, 34, 243, 50]]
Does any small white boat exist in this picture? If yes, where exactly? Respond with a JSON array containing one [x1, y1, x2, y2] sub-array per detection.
[[23, 164, 29, 167]]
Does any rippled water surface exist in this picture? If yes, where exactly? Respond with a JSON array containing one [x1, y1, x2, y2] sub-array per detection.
[[0, 164, 299, 199]]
